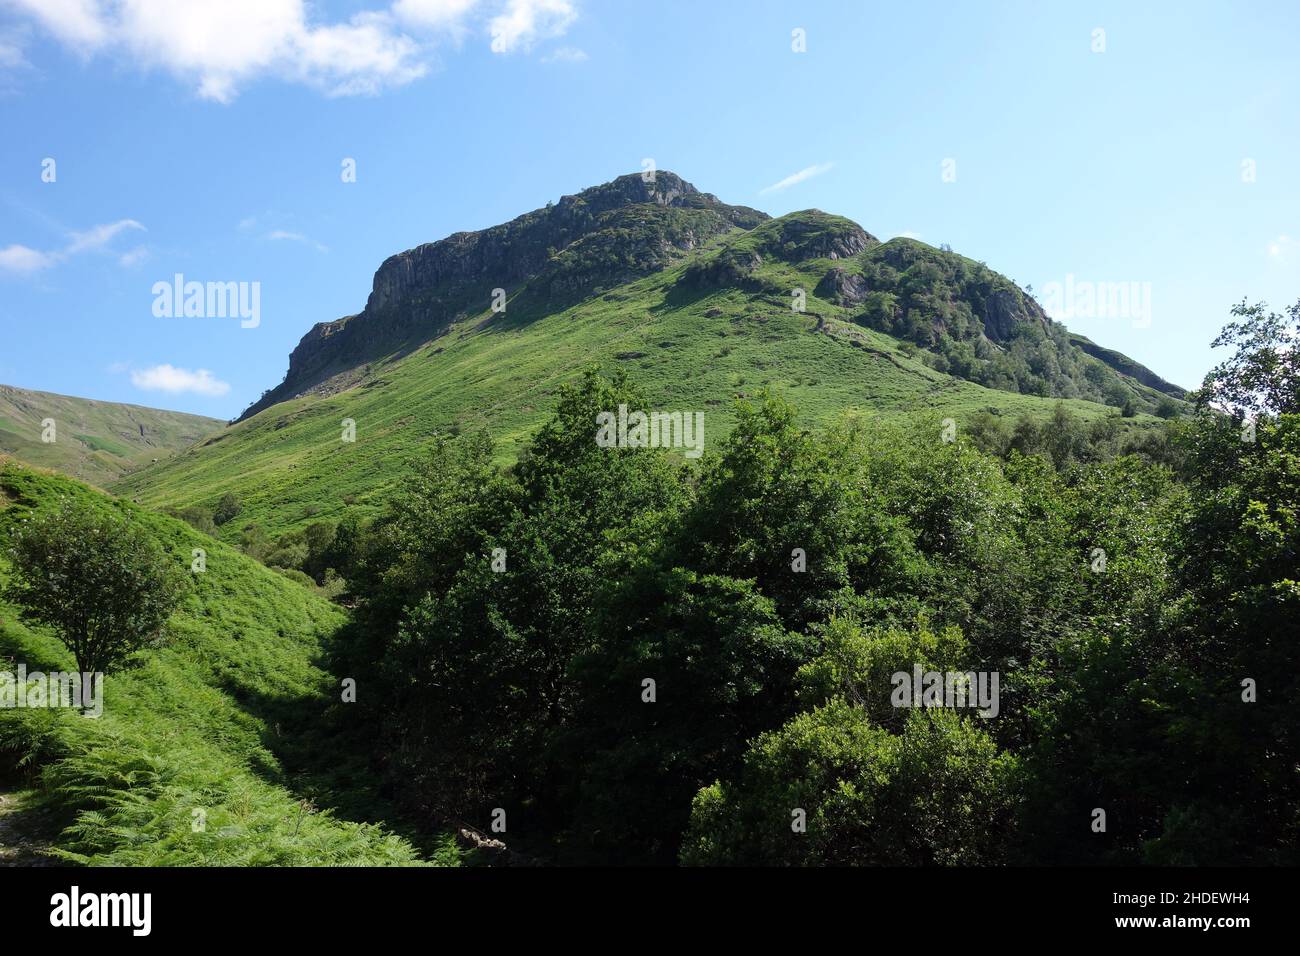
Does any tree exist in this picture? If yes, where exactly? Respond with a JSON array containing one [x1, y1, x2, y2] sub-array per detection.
[[300, 521, 338, 581], [1197, 298, 1300, 416], [341, 371, 690, 829], [1154, 396, 1181, 419], [237, 522, 271, 562], [564, 570, 811, 861], [3, 502, 189, 675], [1160, 411, 1300, 862], [169, 505, 216, 535], [682, 703, 1020, 866], [213, 492, 243, 526]]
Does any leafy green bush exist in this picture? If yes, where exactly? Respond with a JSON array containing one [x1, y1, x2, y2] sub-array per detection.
[[4, 501, 190, 675], [682, 703, 1019, 866]]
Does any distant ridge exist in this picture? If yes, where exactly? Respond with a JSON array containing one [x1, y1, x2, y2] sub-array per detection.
[[0, 384, 222, 486]]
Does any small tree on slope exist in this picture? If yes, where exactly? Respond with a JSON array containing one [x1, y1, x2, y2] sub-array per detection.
[[4, 501, 189, 676]]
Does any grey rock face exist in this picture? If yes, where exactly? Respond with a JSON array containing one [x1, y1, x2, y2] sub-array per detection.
[[770, 215, 875, 261], [238, 172, 768, 421], [815, 267, 871, 306]]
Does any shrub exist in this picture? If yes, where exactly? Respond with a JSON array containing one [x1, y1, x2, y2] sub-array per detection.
[[3, 501, 189, 675]]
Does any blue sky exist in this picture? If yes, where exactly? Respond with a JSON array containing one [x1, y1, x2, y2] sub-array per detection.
[[1, 0, 1297, 419]]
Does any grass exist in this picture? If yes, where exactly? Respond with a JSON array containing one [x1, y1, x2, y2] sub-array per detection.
[[0, 457, 457, 866], [0, 385, 222, 488], [112, 223, 1170, 542]]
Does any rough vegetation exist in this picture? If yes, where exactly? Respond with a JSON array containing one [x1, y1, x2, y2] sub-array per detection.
[[0, 385, 221, 487], [0, 459, 453, 865]]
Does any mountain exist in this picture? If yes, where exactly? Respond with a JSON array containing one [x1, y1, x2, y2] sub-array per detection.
[[113, 172, 1187, 538], [0, 385, 222, 487], [238, 172, 767, 421]]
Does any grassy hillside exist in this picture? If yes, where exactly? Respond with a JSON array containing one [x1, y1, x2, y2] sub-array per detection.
[[0, 457, 455, 865], [114, 215, 1174, 542], [0, 385, 221, 487]]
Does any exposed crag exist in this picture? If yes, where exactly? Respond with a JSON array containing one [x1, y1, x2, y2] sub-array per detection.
[[239, 172, 766, 420]]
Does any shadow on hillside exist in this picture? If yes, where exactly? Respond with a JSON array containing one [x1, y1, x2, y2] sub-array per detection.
[[0, 629, 72, 674], [0, 787, 64, 867], [215, 624, 454, 862], [647, 280, 715, 315]]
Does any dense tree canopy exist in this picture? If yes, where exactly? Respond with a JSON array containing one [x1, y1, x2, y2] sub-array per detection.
[[323, 301, 1298, 866]]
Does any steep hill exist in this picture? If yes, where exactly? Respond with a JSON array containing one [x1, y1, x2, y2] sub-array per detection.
[[0, 457, 453, 865], [239, 172, 767, 420], [113, 173, 1187, 540], [0, 385, 221, 487]]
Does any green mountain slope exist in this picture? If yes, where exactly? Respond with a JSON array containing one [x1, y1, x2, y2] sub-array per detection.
[[113, 173, 1186, 540], [0, 385, 222, 487], [0, 457, 453, 865]]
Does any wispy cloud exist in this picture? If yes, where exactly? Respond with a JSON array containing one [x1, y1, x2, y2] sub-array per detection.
[[0, 27, 30, 70], [9, 0, 108, 49], [5, 0, 580, 102], [759, 162, 834, 195], [1267, 234, 1296, 258], [66, 218, 145, 254], [117, 245, 150, 267], [0, 244, 57, 274], [393, 0, 482, 32], [130, 364, 230, 397], [239, 217, 329, 252], [541, 45, 586, 63], [265, 229, 329, 252], [0, 218, 146, 275]]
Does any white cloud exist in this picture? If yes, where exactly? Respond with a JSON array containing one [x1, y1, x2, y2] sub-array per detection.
[[115, 0, 303, 104], [1267, 234, 1296, 258], [7, 0, 436, 102], [0, 24, 34, 92], [116, 0, 431, 103], [118, 245, 149, 266], [0, 32, 29, 69], [759, 162, 834, 195], [0, 218, 147, 274], [898, 231, 923, 240], [265, 229, 328, 252], [130, 364, 230, 397], [6, 0, 109, 50], [6, 0, 579, 100], [541, 45, 586, 63], [66, 217, 145, 253], [286, 10, 428, 98], [393, 0, 481, 30], [0, 243, 57, 274], [490, 0, 576, 54]]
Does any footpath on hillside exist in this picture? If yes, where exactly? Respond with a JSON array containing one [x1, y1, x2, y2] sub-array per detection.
[[0, 789, 56, 866]]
